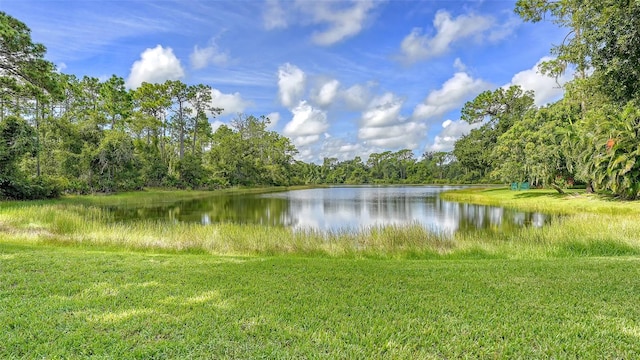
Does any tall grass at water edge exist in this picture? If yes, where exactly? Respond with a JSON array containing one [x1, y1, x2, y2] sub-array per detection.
[[1, 198, 639, 258]]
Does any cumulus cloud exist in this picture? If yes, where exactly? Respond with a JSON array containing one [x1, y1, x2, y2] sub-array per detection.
[[190, 41, 229, 69], [263, 0, 288, 30], [283, 101, 329, 146], [311, 79, 341, 107], [301, 0, 378, 46], [399, 10, 512, 64], [508, 57, 571, 106], [341, 83, 374, 110], [126, 45, 185, 88], [361, 92, 404, 127], [427, 119, 482, 152], [209, 89, 251, 116], [319, 138, 370, 162], [413, 71, 491, 121], [278, 63, 306, 107], [357, 93, 426, 149], [264, 0, 379, 45], [359, 121, 426, 149]]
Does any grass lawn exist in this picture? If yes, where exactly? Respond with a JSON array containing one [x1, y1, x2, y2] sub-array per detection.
[[2, 242, 639, 359], [2, 187, 640, 358]]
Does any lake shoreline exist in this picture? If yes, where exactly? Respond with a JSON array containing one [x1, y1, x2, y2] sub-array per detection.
[[3, 187, 640, 358], [1, 185, 639, 258]]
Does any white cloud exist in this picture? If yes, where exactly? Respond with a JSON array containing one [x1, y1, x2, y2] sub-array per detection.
[[508, 57, 570, 106], [311, 79, 341, 107], [299, 0, 378, 46], [126, 45, 185, 88], [209, 89, 251, 116], [211, 120, 225, 133], [265, 112, 280, 129], [278, 63, 306, 107], [359, 121, 426, 149], [292, 134, 322, 147], [263, 0, 288, 30], [361, 92, 404, 127], [399, 10, 509, 64], [341, 83, 374, 110], [56, 62, 67, 72], [190, 41, 229, 69], [357, 93, 426, 149], [427, 119, 482, 152], [319, 138, 370, 162], [283, 101, 329, 142], [453, 58, 466, 72], [413, 72, 491, 121]]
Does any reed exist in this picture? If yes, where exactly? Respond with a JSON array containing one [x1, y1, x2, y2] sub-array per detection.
[[2, 197, 640, 259]]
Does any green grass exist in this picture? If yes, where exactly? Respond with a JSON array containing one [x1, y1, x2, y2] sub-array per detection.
[[2, 243, 639, 358], [440, 187, 640, 215], [3, 187, 640, 357], [2, 187, 640, 258]]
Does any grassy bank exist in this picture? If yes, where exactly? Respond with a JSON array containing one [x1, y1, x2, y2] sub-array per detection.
[[2, 187, 640, 258], [2, 188, 640, 357], [2, 243, 639, 358], [440, 187, 640, 215]]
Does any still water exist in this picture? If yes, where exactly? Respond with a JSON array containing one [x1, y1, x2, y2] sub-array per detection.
[[105, 186, 552, 233]]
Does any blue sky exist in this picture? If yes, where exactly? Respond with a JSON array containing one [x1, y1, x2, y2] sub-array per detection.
[[2, 0, 569, 163]]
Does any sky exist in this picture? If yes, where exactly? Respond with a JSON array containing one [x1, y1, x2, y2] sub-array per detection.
[[1, 0, 570, 163]]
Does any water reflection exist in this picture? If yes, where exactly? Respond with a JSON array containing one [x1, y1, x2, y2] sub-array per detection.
[[103, 186, 553, 233]]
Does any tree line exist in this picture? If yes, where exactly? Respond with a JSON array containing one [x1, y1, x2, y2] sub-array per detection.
[[2, 0, 640, 199]]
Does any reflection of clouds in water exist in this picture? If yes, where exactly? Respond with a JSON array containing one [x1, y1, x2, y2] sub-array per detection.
[[259, 186, 553, 233], [490, 207, 503, 227], [513, 212, 525, 226], [532, 213, 545, 228]]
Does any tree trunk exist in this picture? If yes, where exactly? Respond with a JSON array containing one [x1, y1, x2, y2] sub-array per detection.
[[586, 181, 594, 193], [550, 183, 565, 194]]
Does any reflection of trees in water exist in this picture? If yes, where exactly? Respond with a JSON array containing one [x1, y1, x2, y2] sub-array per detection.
[[105, 196, 294, 227], [366, 193, 411, 220], [101, 189, 554, 233], [437, 199, 548, 232]]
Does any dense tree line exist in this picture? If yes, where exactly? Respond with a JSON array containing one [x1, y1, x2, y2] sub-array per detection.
[[0, 11, 467, 200], [3, 1, 640, 200], [450, 0, 640, 199]]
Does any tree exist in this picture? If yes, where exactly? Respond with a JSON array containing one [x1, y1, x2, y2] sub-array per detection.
[[0, 115, 60, 199], [166, 80, 193, 160], [188, 84, 220, 155], [455, 86, 536, 180], [492, 103, 576, 192], [0, 11, 58, 104], [99, 75, 131, 130], [578, 102, 640, 199], [515, 0, 640, 104]]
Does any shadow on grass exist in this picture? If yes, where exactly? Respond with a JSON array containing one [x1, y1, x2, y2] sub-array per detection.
[[513, 191, 568, 200], [556, 240, 640, 257]]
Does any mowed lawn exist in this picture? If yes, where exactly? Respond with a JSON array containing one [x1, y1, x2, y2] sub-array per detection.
[[2, 242, 639, 359]]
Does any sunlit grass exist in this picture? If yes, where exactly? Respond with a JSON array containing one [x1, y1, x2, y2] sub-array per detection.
[[3, 188, 640, 357], [440, 187, 640, 215], [1, 244, 639, 358], [2, 195, 640, 259]]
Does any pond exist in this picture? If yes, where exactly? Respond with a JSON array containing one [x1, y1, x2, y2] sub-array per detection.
[[102, 186, 553, 234]]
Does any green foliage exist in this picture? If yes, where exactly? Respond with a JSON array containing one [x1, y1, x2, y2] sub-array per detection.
[[176, 153, 210, 189], [492, 102, 576, 190], [580, 102, 640, 199], [207, 115, 298, 187]]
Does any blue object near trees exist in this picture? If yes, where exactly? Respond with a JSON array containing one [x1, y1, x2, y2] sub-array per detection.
[[510, 182, 530, 190]]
